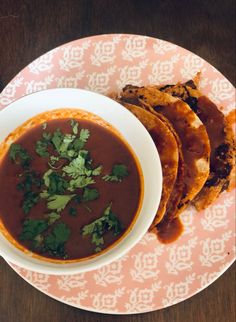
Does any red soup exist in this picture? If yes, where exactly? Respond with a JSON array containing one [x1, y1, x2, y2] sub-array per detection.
[[0, 117, 142, 261]]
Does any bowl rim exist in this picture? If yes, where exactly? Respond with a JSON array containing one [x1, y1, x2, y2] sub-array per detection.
[[0, 88, 162, 274]]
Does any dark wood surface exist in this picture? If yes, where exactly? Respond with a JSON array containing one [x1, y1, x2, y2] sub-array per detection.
[[0, 0, 235, 321]]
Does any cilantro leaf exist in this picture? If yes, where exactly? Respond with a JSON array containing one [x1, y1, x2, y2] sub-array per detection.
[[102, 164, 129, 182], [22, 191, 39, 214], [42, 132, 52, 140], [83, 188, 99, 202], [72, 129, 90, 151], [43, 169, 53, 187], [48, 156, 62, 169], [32, 234, 44, 249], [69, 207, 77, 216], [68, 176, 95, 191], [113, 164, 129, 177], [62, 154, 87, 178], [74, 195, 81, 204], [70, 119, 79, 135], [81, 204, 122, 252], [59, 134, 76, 154], [47, 194, 76, 212], [92, 166, 102, 176], [35, 140, 49, 157], [49, 156, 60, 164], [79, 129, 90, 143], [17, 171, 42, 192], [9, 143, 32, 168], [62, 151, 101, 191], [51, 128, 64, 152], [47, 212, 61, 224], [43, 170, 68, 194], [17, 172, 42, 214], [51, 127, 92, 160], [45, 223, 70, 256], [19, 219, 48, 241], [35, 132, 52, 157], [40, 190, 50, 199]]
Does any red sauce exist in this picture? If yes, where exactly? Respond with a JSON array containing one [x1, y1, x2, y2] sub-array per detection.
[[156, 217, 183, 244], [0, 118, 142, 260]]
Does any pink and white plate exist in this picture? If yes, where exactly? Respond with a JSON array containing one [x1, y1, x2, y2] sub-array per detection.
[[0, 34, 235, 314]]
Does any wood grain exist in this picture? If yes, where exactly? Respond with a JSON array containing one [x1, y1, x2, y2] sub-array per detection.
[[0, 0, 235, 321]]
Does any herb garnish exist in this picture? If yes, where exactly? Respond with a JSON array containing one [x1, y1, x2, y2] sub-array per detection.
[[45, 223, 70, 257], [35, 132, 52, 157], [17, 171, 42, 214], [102, 164, 128, 182], [71, 119, 78, 135], [23, 191, 39, 214], [82, 188, 99, 202], [40, 193, 76, 212], [9, 143, 32, 169], [69, 207, 77, 216], [43, 170, 68, 194], [47, 212, 61, 224], [19, 219, 48, 241], [81, 203, 122, 252]]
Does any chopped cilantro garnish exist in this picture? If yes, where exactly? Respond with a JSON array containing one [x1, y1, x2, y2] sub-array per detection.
[[9, 143, 32, 168], [74, 195, 81, 204], [49, 156, 60, 164], [42, 132, 52, 140], [43, 170, 68, 194], [22, 191, 39, 214], [59, 134, 76, 155], [103, 164, 129, 182], [79, 128, 90, 143], [35, 132, 52, 157], [43, 169, 53, 187], [40, 190, 50, 199], [36, 140, 49, 157], [62, 155, 85, 178], [51, 128, 63, 150], [45, 223, 70, 257], [70, 119, 79, 135], [16, 171, 42, 214], [83, 188, 99, 202], [92, 166, 102, 176], [68, 176, 95, 191], [47, 212, 61, 224], [48, 156, 61, 169], [62, 153, 89, 178], [19, 219, 48, 241], [46, 194, 76, 212], [72, 129, 90, 151], [32, 234, 44, 249], [17, 171, 42, 192], [69, 207, 77, 216], [62, 151, 101, 191], [81, 203, 122, 252]]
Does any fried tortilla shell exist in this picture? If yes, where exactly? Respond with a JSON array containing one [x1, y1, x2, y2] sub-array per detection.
[[158, 76, 236, 210], [120, 85, 211, 218], [119, 101, 179, 227]]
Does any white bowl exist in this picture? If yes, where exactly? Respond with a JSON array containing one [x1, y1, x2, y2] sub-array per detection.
[[0, 88, 162, 275]]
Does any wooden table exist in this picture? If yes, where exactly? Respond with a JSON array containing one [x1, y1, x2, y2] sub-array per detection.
[[0, 1, 235, 321]]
